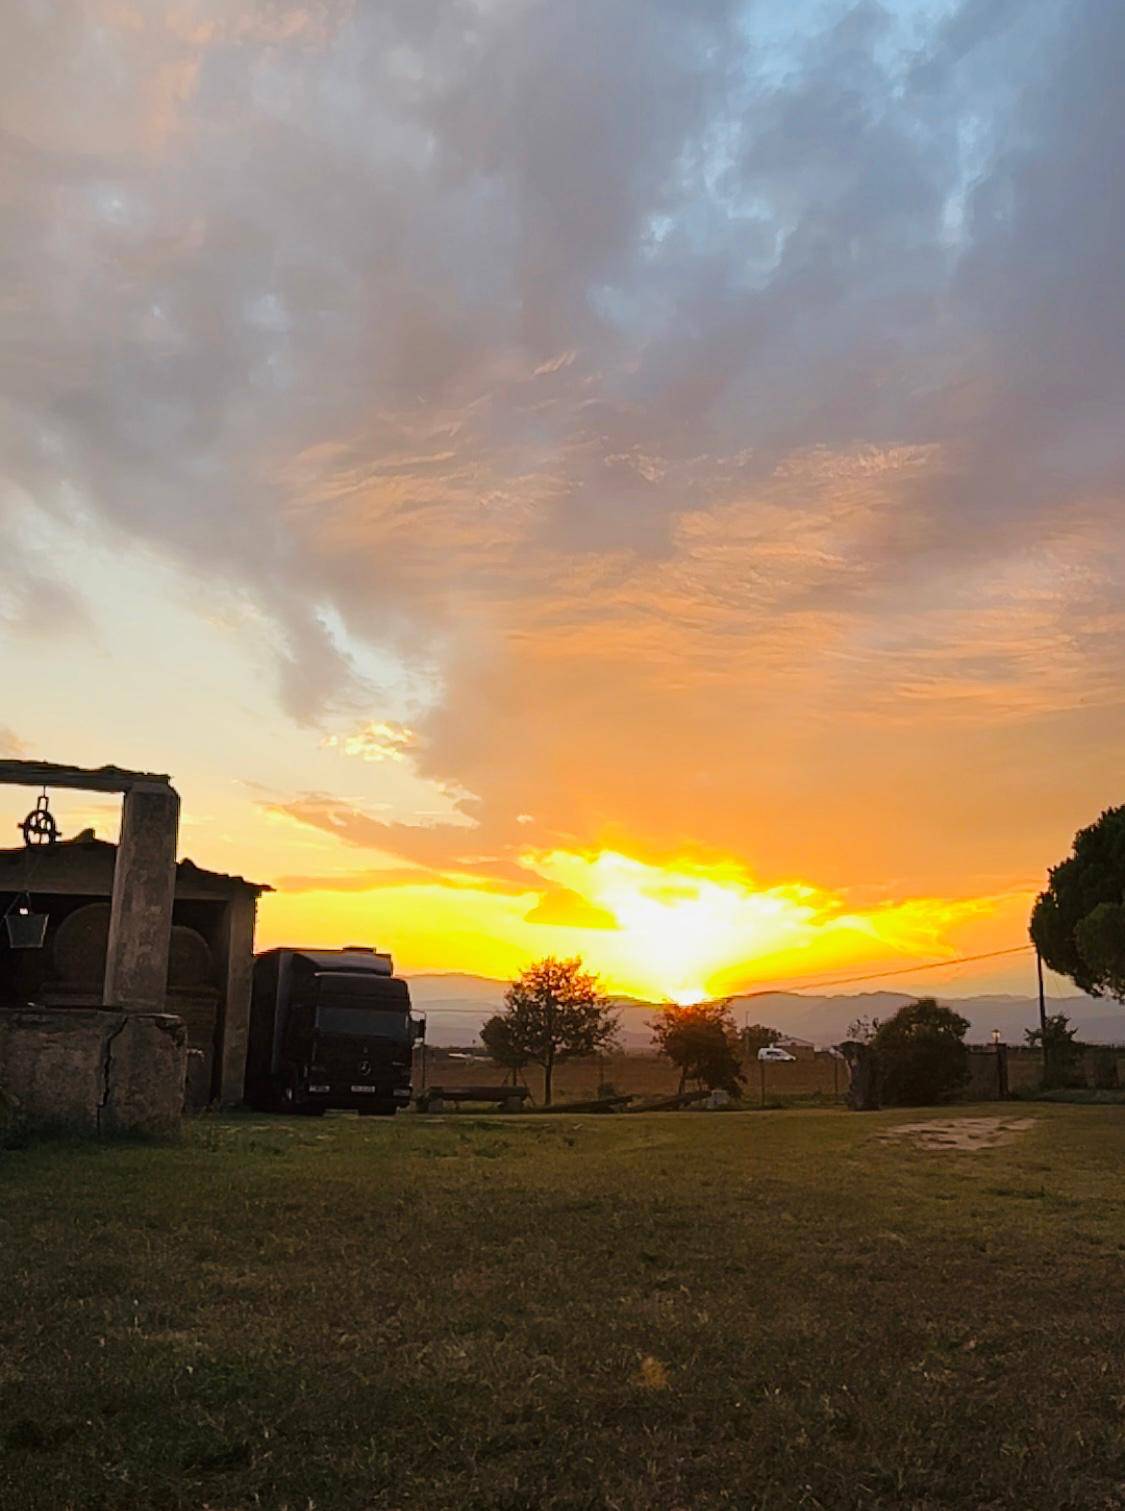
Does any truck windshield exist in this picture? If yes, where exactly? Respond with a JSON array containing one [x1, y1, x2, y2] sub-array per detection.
[[316, 1006, 410, 1040]]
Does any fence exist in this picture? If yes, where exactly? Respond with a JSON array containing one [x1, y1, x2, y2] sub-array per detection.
[[964, 1043, 1125, 1099], [419, 1042, 1125, 1108], [418, 1046, 847, 1105]]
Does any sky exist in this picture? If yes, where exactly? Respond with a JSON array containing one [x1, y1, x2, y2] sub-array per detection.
[[1, 0, 1123, 1004]]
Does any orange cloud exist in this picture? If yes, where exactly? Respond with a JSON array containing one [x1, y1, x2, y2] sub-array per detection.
[[523, 885, 619, 930]]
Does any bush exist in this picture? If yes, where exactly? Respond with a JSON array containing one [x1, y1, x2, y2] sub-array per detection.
[[1025, 1013, 1085, 1089], [872, 998, 969, 1106]]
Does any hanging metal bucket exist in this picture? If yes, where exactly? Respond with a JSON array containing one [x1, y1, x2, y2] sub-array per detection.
[[4, 903, 48, 949]]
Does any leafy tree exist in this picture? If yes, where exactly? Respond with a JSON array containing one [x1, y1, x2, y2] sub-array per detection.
[[480, 1014, 530, 1085], [1074, 903, 1125, 1002], [1030, 806, 1125, 1000], [651, 1000, 745, 1095], [871, 998, 969, 1106], [500, 957, 617, 1105], [742, 1022, 781, 1058], [1025, 1012, 1084, 1089]]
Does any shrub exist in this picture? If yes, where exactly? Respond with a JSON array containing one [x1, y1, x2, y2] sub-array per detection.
[[1025, 1013, 1085, 1089], [872, 998, 969, 1106]]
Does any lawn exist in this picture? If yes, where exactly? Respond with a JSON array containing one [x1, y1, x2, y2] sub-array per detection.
[[1, 1106, 1122, 1510]]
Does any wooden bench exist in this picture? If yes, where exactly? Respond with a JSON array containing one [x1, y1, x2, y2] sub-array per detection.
[[415, 1085, 531, 1113], [524, 1093, 636, 1114]]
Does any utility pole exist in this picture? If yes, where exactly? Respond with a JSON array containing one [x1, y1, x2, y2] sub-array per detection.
[[1036, 949, 1049, 1076]]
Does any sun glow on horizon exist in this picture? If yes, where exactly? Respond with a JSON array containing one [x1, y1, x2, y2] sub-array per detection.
[[519, 850, 1011, 1004], [257, 842, 1029, 1005]]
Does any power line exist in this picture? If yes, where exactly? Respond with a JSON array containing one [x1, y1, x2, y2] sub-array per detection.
[[735, 944, 1034, 999]]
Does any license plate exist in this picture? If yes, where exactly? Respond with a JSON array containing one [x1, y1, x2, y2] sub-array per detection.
[[351, 1084, 378, 1093]]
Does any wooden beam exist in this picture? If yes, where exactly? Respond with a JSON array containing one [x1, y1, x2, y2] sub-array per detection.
[[0, 760, 172, 794]]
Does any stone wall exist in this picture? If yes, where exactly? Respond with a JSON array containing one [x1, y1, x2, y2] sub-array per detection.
[[0, 1007, 186, 1138]]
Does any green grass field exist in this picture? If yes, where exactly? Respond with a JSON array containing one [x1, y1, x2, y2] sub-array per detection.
[[2, 1106, 1123, 1510]]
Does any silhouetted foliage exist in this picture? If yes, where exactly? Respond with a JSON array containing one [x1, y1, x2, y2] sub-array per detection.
[[651, 1000, 744, 1095], [838, 1040, 880, 1111], [480, 1014, 530, 1084], [1025, 1012, 1085, 1089], [872, 998, 969, 1106], [500, 957, 617, 1105], [742, 1022, 781, 1057], [1074, 903, 1125, 1002], [1030, 806, 1125, 1001]]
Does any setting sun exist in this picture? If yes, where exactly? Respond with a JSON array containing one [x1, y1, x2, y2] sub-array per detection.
[[521, 851, 1016, 1002], [252, 840, 1029, 1005]]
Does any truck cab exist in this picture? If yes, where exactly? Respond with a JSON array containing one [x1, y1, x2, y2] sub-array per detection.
[[245, 947, 424, 1116]]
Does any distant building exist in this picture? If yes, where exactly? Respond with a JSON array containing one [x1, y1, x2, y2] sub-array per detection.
[[776, 1035, 816, 1059], [0, 834, 269, 1108]]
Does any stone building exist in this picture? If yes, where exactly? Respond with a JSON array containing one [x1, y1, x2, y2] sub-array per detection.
[[0, 834, 269, 1107]]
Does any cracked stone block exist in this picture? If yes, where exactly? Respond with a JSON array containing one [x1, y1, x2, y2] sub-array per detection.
[[0, 1008, 186, 1138]]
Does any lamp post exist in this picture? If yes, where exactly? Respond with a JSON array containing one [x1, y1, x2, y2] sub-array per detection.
[[991, 1028, 1008, 1099]]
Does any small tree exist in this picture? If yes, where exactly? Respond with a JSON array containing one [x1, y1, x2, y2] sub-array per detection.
[[500, 957, 617, 1105], [1030, 806, 1125, 1001], [742, 1022, 781, 1058], [651, 1000, 744, 1096], [480, 1014, 530, 1085], [872, 998, 969, 1106], [1025, 1012, 1084, 1089], [836, 1018, 882, 1109]]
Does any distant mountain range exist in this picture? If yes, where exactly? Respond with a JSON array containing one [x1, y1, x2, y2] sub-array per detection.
[[405, 973, 1125, 1049]]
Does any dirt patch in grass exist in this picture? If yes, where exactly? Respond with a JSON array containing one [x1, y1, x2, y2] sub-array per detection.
[[881, 1115, 1036, 1150]]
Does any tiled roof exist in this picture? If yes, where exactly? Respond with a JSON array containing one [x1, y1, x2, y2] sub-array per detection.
[[0, 835, 271, 893]]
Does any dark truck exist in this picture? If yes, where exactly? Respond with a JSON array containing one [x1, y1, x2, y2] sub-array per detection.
[[245, 947, 424, 1116]]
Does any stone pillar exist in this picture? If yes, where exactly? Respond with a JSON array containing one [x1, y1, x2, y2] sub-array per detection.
[[103, 783, 180, 1011], [215, 889, 258, 1105]]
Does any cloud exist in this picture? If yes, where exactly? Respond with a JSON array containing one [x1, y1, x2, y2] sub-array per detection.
[[523, 886, 620, 931], [0, 728, 28, 758], [2, 0, 1124, 906], [266, 792, 529, 890], [321, 720, 419, 764], [274, 867, 527, 897]]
